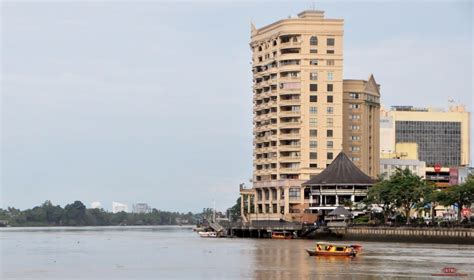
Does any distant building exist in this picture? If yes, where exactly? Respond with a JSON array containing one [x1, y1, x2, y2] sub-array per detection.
[[380, 105, 470, 167], [112, 202, 128, 213], [380, 158, 426, 180], [90, 202, 102, 209], [132, 203, 151, 214]]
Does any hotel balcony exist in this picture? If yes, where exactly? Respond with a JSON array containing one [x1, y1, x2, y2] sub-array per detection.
[[279, 144, 301, 151], [279, 98, 300, 105], [279, 168, 300, 174], [279, 121, 300, 128], [279, 41, 302, 48], [279, 156, 300, 163], [279, 133, 300, 140], [279, 110, 300, 117]]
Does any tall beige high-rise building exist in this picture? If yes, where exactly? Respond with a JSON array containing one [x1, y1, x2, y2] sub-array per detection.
[[240, 10, 380, 223]]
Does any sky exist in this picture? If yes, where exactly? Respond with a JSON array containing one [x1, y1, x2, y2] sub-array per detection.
[[1, 0, 473, 212]]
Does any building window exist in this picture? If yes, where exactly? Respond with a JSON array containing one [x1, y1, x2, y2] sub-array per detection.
[[327, 141, 333, 148], [327, 59, 335, 66], [310, 164, 317, 168], [327, 72, 333, 81], [310, 84, 318, 91], [310, 118, 318, 127], [326, 107, 333, 114], [310, 141, 317, 148], [310, 49, 317, 54], [327, 118, 333, 127], [327, 130, 333, 137], [327, 38, 335, 46], [310, 36, 318, 46], [289, 188, 300, 199], [310, 72, 318, 81], [349, 93, 359, 99], [327, 152, 334, 160], [351, 146, 360, 151], [350, 135, 361, 141], [326, 50, 335, 54], [310, 106, 317, 114], [310, 59, 318, 66], [327, 95, 333, 103], [350, 125, 360, 130], [351, 157, 360, 162], [310, 95, 317, 102], [310, 152, 317, 160], [310, 129, 317, 137], [327, 84, 333, 92], [349, 103, 360, 109], [349, 114, 360, 120]]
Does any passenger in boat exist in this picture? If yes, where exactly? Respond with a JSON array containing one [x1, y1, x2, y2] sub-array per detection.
[[317, 244, 322, 251]]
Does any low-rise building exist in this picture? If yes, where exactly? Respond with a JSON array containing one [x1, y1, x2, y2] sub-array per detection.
[[112, 202, 128, 213], [380, 158, 426, 180]]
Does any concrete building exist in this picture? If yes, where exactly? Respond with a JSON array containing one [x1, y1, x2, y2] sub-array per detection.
[[90, 202, 102, 209], [112, 202, 128, 213], [380, 158, 426, 180], [240, 10, 380, 223], [343, 76, 380, 177], [380, 105, 470, 167], [132, 203, 151, 214]]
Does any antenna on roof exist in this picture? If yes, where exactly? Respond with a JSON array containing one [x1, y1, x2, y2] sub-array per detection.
[[311, 0, 316, 10]]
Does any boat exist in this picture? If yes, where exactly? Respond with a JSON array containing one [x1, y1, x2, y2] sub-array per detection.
[[271, 231, 294, 239], [198, 231, 217, 238], [306, 242, 362, 257]]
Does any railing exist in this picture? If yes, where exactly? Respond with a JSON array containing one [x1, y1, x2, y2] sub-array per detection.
[[279, 133, 300, 139]]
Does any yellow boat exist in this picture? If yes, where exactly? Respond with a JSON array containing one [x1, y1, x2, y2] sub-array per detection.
[[271, 231, 293, 239], [306, 242, 362, 257]]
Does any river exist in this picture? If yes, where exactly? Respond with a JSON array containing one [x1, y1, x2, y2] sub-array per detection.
[[1, 226, 473, 279]]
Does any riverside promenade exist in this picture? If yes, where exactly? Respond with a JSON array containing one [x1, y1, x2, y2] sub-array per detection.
[[333, 226, 474, 244], [225, 222, 474, 244]]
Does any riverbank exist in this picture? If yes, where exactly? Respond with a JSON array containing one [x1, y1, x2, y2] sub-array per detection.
[[331, 226, 474, 245]]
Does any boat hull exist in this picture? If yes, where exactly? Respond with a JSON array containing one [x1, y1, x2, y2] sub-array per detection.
[[306, 249, 356, 257]]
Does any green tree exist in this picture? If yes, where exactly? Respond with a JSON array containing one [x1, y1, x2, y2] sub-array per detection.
[[226, 197, 241, 222], [64, 201, 87, 226], [366, 180, 396, 224], [442, 180, 474, 222], [391, 168, 432, 224]]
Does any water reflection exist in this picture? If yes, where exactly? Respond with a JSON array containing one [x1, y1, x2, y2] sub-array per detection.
[[1, 227, 473, 279]]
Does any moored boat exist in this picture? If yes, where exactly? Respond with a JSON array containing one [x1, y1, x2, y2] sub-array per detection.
[[271, 231, 294, 239], [306, 242, 362, 257], [198, 231, 217, 238]]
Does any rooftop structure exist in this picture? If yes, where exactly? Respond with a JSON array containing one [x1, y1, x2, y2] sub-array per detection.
[[303, 152, 375, 217]]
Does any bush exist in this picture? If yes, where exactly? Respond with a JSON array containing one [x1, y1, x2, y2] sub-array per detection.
[[354, 216, 369, 224]]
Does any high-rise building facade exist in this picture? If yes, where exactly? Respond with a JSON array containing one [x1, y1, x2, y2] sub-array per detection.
[[343, 76, 380, 177], [240, 10, 380, 223], [380, 105, 470, 167]]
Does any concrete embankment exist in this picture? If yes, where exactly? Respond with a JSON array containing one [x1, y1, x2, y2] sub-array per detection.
[[332, 226, 474, 245]]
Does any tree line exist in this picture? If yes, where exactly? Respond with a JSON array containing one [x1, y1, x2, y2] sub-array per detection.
[[0, 200, 200, 227], [366, 168, 474, 225]]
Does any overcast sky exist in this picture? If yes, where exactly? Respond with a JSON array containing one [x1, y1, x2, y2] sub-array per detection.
[[1, 0, 473, 212]]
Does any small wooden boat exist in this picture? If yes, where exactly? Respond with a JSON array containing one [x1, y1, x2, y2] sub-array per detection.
[[306, 242, 362, 257], [271, 231, 294, 239], [198, 231, 217, 238]]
